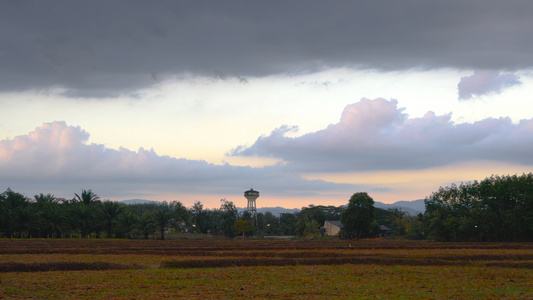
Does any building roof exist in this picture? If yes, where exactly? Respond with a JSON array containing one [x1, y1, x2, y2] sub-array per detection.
[[325, 220, 343, 228], [379, 225, 392, 231]]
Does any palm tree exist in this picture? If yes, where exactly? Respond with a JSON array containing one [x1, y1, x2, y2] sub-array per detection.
[[70, 202, 91, 237], [118, 212, 140, 239], [136, 214, 156, 239], [32, 193, 64, 238], [101, 201, 125, 238], [69, 190, 102, 237], [34, 193, 59, 205], [152, 204, 172, 240], [73, 189, 100, 205]]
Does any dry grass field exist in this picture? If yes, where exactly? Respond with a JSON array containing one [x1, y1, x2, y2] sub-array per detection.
[[0, 238, 532, 299]]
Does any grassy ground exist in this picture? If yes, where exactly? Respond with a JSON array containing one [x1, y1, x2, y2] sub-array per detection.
[[0, 238, 531, 299]]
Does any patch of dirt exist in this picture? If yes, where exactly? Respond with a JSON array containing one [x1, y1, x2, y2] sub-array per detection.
[[160, 256, 533, 269], [0, 262, 144, 273], [2, 239, 532, 272]]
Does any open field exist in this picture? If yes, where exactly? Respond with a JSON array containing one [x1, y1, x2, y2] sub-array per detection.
[[0, 238, 532, 299]]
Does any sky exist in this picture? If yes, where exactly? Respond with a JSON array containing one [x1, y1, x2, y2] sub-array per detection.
[[1, 1, 533, 209]]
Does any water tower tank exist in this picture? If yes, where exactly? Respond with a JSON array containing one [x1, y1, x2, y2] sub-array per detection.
[[244, 188, 259, 227]]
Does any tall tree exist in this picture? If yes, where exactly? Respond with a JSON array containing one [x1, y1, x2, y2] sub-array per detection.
[[0, 188, 30, 237], [32, 193, 69, 238], [219, 198, 238, 237], [70, 190, 102, 237], [233, 218, 253, 239], [73, 189, 100, 205], [101, 201, 125, 237], [278, 213, 297, 235], [169, 201, 191, 232], [191, 201, 209, 233], [135, 214, 156, 239], [341, 192, 376, 239], [152, 202, 172, 240], [261, 211, 280, 235], [34, 193, 59, 205]]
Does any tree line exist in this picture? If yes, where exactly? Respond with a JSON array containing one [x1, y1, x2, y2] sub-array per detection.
[[0, 188, 414, 239], [1, 172, 531, 241], [0, 189, 244, 240], [423, 173, 533, 242], [334, 173, 533, 242]]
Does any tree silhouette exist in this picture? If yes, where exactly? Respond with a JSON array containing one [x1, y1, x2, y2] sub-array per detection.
[[152, 203, 172, 240], [73, 189, 100, 205], [219, 198, 238, 237], [341, 192, 376, 239], [0, 188, 29, 237], [101, 201, 125, 238], [233, 218, 253, 239]]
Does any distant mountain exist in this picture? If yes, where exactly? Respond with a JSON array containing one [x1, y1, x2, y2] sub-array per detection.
[[119, 201, 300, 216], [120, 199, 159, 205], [120, 199, 426, 216], [258, 206, 300, 216], [390, 200, 426, 212], [237, 206, 300, 216], [374, 199, 425, 216]]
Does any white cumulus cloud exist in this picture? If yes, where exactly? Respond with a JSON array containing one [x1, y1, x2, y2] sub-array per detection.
[[231, 98, 533, 172], [0, 121, 360, 200]]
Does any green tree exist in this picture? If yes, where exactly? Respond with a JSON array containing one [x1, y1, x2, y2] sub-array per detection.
[[73, 189, 100, 205], [405, 213, 426, 240], [233, 218, 253, 239], [261, 211, 280, 235], [34, 193, 59, 205], [341, 192, 376, 239], [152, 203, 172, 240], [136, 214, 156, 239], [0, 188, 30, 237], [35, 196, 68, 238], [303, 219, 320, 237], [191, 201, 206, 233], [375, 208, 409, 236], [423, 173, 533, 242], [69, 190, 102, 237], [219, 198, 238, 237], [278, 213, 297, 235], [69, 202, 91, 237], [118, 211, 140, 238], [101, 201, 125, 238], [169, 201, 191, 233], [296, 205, 326, 234], [240, 210, 256, 235], [295, 215, 309, 236]]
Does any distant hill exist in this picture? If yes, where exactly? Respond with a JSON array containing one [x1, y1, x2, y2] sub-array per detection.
[[120, 199, 426, 216], [238, 206, 300, 216], [253, 201, 427, 217], [374, 199, 425, 216], [257, 206, 300, 216], [120, 199, 159, 205]]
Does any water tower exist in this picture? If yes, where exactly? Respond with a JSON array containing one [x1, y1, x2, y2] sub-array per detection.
[[244, 188, 259, 227]]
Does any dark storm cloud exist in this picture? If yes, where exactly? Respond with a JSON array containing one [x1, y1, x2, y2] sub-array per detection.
[[230, 98, 533, 172], [0, 122, 362, 198], [1, 1, 532, 97]]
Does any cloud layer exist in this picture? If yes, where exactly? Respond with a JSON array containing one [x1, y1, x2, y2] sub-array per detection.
[[458, 71, 522, 99], [231, 98, 533, 172], [0, 122, 359, 200], [3, 97, 533, 204], [2, 1, 533, 96]]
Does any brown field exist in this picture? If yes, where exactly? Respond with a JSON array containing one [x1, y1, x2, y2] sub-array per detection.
[[0, 238, 532, 299]]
